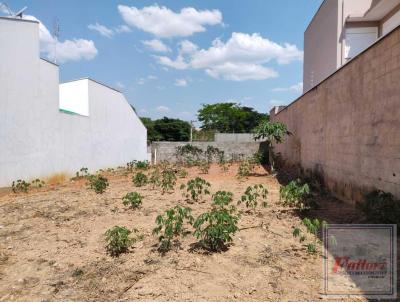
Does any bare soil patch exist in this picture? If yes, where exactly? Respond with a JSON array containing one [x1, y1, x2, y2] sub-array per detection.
[[0, 164, 371, 301]]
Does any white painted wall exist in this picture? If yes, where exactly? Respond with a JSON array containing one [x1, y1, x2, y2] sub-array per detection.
[[59, 80, 89, 116], [344, 27, 378, 61], [0, 17, 147, 187], [383, 9, 400, 35]]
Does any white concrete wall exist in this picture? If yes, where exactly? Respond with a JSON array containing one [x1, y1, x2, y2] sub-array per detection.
[[59, 80, 89, 116], [0, 17, 147, 187], [383, 9, 400, 35]]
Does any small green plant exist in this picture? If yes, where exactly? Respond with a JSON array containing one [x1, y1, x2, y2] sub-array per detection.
[[161, 168, 177, 194], [126, 161, 136, 171], [356, 190, 400, 224], [238, 184, 268, 210], [31, 178, 45, 188], [122, 192, 143, 209], [280, 179, 310, 210], [177, 167, 188, 178], [236, 160, 255, 178], [105, 226, 134, 256], [87, 175, 109, 194], [198, 161, 210, 174], [180, 177, 211, 203], [193, 193, 240, 251], [135, 160, 149, 170], [292, 218, 326, 254], [11, 179, 30, 193], [132, 172, 148, 187], [152, 206, 193, 252], [75, 167, 89, 178], [149, 168, 161, 189], [218, 159, 230, 173]]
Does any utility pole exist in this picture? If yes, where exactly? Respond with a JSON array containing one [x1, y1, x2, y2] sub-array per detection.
[[53, 18, 60, 64], [190, 120, 196, 142]]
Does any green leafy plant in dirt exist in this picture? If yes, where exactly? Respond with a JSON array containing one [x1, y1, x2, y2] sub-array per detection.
[[177, 167, 188, 178], [356, 190, 400, 224], [31, 178, 45, 188], [75, 167, 89, 178], [149, 168, 162, 189], [236, 159, 255, 178], [180, 177, 211, 203], [293, 218, 327, 254], [161, 168, 177, 194], [135, 160, 149, 170], [132, 172, 148, 187], [152, 206, 194, 252], [238, 184, 268, 211], [218, 159, 230, 173], [87, 175, 109, 194], [11, 179, 31, 193], [122, 192, 143, 209], [126, 160, 137, 172], [193, 191, 240, 251], [105, 226, 141, 257], [253, 121, 291, 172], [198, 161, 210, 174], [279, 179, 310, 210]]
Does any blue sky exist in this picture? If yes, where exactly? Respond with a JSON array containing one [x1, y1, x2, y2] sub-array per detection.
[[4, 0, 322, 121]]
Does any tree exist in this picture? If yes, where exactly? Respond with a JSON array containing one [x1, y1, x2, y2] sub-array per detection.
[[140, 117, 191, 142], [253, 121, 290, 172], [197, 103, 268, 133]]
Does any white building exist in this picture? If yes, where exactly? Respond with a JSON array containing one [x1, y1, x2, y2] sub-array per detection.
[[0, 16, 147, 187], [304, 0, 400, 92]]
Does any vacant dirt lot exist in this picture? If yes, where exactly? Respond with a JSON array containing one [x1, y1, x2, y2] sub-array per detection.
[[0, 164, 373, 301]]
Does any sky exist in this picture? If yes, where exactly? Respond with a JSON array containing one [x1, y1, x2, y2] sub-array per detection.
[[2, 0, 323, 122]]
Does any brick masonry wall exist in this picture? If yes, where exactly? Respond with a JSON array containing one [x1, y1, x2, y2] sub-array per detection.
[[151, 141, 267, 163], [271, 27, 400, 203]]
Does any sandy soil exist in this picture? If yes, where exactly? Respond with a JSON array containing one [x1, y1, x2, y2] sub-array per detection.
[[0, 164, 373, 301]]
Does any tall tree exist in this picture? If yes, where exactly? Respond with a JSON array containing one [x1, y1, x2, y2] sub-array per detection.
[[197, 103, 268, 133], [140, 117, 191, 142]]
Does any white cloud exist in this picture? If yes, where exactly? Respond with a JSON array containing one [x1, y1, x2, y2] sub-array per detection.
[[137, 75, 157, 85], [155, 32, 303, 81], [115, 25, 131, 33], [88, 23, 114, 38], [179, 40, 198, 54], [118, 4, 222, 38], [147, 75, 157, 80], [154, 55, 188, 70], [24, 15, 97, 63], [142, 39, 171, 52], [115, 82, 125, 89], [174, 78, 188, 87], [156, 105, 170, 112], [272, 82, 303, 93]]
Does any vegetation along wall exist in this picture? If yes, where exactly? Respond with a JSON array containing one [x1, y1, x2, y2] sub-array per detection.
[[271, 26, 400, 202]]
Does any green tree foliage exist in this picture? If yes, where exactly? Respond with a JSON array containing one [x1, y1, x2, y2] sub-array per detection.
[[140, 117, 191, 142], [197, 102, 268, 133]]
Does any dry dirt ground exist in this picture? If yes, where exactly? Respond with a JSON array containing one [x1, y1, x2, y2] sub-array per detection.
[[0, 164, 381, 301]]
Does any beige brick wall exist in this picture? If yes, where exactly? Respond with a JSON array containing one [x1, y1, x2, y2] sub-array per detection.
[[271, 27, 400, 203]]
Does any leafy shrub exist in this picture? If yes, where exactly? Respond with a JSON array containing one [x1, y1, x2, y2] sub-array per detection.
[[356, 190, 400, 224], [87, 175, 109, 194], [152, 206, 193, 252], [238, 184, 268, 210], [75, 167, 89, 178], [122, 192, 143, 209], [31, 178, 45, 188], [198, 161, 210, 174], [280, 179, 310, 210], [205, 146, 224, 163], [177, 167, 188, 178], [105, 226, 134, 256], [11, 179, 30, 193], [135, 160, 149, 170], [193, 192, 240, 251], [149, 168, 161, 189], [236, 160, 255, 178], [218, 159, 230, 173], [126, 161, 136, 172], [180, 177, 211, 203], [161, 168, 177, 194], [132, 172, 148, 187], [293, 218, 326, 254]]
